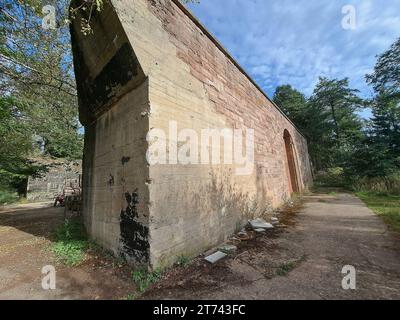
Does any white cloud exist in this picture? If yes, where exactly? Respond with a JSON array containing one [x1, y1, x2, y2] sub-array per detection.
[[189, 0, 400, 99]]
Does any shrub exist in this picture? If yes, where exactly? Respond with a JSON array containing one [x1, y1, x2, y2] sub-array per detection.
[[314, 167, 347, 188], [0, 188, 19, 205]]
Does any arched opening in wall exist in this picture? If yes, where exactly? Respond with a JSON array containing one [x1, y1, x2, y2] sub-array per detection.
[[284, 130, 300, 193]]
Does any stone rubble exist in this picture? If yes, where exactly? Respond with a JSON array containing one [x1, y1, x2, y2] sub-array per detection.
[[204, 251, 227, 264], [249, 218, 274, 230]]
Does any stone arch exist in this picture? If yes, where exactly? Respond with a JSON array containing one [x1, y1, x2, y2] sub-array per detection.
[[284, 130, 300, 193]]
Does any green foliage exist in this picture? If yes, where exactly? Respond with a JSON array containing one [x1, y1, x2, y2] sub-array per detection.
[[276, 255, 306, 277], [274, 37, 399, 181], [274, 78, 365, 172], [125, 293, 138, 300], [0, 96, 50, 195], [69, 0, 105, 35], [52, 240, 88, 266], [0, 97, 33, 173], [273, 85, 308, 131], [51, 218, 89, 266], [0, 187, 19, 205], [366, 37, 400, 96], [314, 168, 347, 188], [44, 130, 84, 160], [276, 261, 296, 276], [132, 269, 162, 292], [1, 1, 83, 195], [54, 217, 87, 241], [351, 173, 400, 195], [309, 77, 364, 169], [176, 255, 192, 268], [347, 39, 400, 178], [356, 192, 400, 232]]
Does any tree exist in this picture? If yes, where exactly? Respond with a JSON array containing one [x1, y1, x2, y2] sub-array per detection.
[[371, 93, 400, 158], [0, 96, 47, 196], [0, 0, 83, 158], [0, 0, 83, 195], [0, 96, 32, 174], [309, 77, 364, 148], [353, 38, 400, 177], [274, 79, 365, 171], [366, 37, 400, 97], [273, 85, 308, 131]]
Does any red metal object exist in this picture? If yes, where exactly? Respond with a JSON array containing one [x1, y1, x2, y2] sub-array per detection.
[[54, 194, 65, 207]]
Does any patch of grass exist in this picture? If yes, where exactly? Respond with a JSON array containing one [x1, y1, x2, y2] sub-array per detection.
[[52, 240, 88, 266], [356, 192, 400, 233], [132, 269, 162, 292], [51, 218, 89, 266], [125, 293, 138, 300], [176, 255, 192, 268], [276, 261, 296, 276], [276, 255, 306, 277]]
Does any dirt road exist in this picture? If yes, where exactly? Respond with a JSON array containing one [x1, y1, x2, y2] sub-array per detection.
[[0, 203, 135, 300], [1, 193, 399, 300]]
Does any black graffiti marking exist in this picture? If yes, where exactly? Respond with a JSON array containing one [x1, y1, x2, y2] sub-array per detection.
[[120, 189, 149, 264]]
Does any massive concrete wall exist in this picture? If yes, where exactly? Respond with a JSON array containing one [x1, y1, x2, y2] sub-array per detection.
[[71, 1, 151, 264], [71, 0, 313, 268]]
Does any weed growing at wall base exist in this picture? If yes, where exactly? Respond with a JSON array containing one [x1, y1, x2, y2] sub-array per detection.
[[132, 269, 162, 292], [51, 218, 89, 266], [176, 255, 192, 268]]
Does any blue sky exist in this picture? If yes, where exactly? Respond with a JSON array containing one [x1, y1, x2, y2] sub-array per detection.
[[187, 0, 400, 108]]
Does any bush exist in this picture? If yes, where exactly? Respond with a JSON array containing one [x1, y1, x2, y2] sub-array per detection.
[[0, 188, 19, 205], [314, 167, 347, 188]]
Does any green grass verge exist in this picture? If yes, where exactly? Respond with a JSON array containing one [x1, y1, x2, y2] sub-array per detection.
[[356, 192, 400, 233]]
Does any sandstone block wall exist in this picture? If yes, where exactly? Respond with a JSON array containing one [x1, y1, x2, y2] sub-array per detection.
[[70, 0, 313, 268], [27, 160, 82, 202]]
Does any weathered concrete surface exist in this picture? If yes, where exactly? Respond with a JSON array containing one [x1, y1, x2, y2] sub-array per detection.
[[70, 0, 313, 268], [144, 193, 400, 300]]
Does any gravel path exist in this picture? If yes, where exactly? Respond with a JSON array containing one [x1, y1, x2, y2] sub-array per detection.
[[144, 193, 400, 300]]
